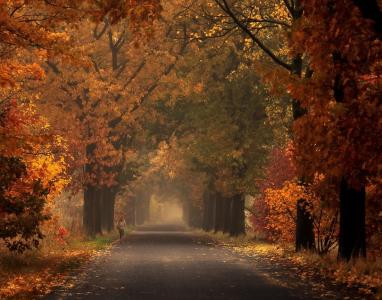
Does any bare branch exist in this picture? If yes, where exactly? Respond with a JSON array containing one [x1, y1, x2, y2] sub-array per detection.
[[93, 20, 109, 40]]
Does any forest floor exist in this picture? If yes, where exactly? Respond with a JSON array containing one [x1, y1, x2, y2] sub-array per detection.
[[199, 231, 382, 299], [42, 223, 376, 300], [0, 232, 120, 299]]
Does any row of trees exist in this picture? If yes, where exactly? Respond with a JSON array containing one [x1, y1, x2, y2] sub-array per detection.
[[210, 0, 381, 260], [0, 0, 163, 251], [138, 0, 381, 261]]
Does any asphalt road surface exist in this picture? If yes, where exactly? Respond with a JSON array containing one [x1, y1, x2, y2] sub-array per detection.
[[45, 224, 355, 300]]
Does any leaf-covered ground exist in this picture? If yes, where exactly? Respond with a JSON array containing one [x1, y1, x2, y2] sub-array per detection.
[[197, 231, 382, 299], [0, 233, 118, 299]]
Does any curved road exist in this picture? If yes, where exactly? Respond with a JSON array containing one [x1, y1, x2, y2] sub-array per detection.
[[45, 224, 353, 300]]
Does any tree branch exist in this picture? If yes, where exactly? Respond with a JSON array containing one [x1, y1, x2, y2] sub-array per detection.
[[215, 0, 292, 71]]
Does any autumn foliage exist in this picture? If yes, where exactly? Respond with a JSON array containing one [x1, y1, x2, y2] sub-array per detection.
[[290, 0, 382, 189], [0, 0, 162, 251]]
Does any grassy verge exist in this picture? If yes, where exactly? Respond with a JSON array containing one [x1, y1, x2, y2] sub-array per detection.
[[197, 230, 382, 299], [0, 231, 120, 299]]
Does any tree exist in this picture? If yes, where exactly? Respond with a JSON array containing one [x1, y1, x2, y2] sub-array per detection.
[[0, 98, 67, 252], [0, 0, 163, 242], [138, 38, 274, 235], [290, 0, 382, 260], [38, 0, 189, 235], [179, 0, 316, 249]]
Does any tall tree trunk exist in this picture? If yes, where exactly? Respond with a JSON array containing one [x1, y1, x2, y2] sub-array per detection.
[[211, 192, 216, 231], [188, 202, 202, 228], [101, 188, 116, 232], [338, 179, 366, 260], [214, 195, 224, 233], [336, 0, 382, 261], [83, 185, 103, 236], [83, 185, 95, 236], [83, 143, 105, 236], [93, 189, 102, 235], [222, 197, 232, 234], [229, 194, 246, 236], [296, 199, 315, 251], [100, 188, 108, 232], [292, 53, 315, 252], [202, 188, 215, 231], [109, 193, 115, 230]]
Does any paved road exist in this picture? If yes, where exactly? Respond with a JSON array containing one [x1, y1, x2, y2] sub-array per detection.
[[45, 224, 343, 300]]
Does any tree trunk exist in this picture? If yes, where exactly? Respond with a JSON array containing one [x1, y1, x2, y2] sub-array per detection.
[[100, 188, 108, 232], [202, 189, 215, 231], [83, 142, 105, 236], [214, 195, 224, 233], [101, 188, 116, 232], [211, 193, 216, 231], [93, 189, 102, 235], [222, 197, 232, 234], [338, 178, 366, 261], [291, 53, 315, 252], [296, 199, 315, 251], [83, 185, 95, 236], [83, 185, 103, 236], [229, 194, 246, 236], [189, 202, 202, 228]]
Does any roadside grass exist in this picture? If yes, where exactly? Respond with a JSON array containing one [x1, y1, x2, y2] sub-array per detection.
[[198, 230, 382, 299], [0, 231, 120, 299], [71, 231, 120, 251]]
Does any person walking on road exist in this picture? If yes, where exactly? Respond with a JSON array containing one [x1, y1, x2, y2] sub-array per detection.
[[117, 216, 127, 240]]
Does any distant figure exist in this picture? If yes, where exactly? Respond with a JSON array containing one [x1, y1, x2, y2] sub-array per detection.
[[116, 217, 127, 240]]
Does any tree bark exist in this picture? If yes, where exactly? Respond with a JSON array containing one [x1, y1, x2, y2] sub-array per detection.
[[83, 184, 95, 236], [214, 194, 224, 233], [222, 197, 232, 234], [296, 199, 315, 251], [202, 188, 215, 231], [101, 188, 116, 232], [229, 194, 246, 236], [83, 185, 103, 236], [338, 178, 366, 260], [189, 202, 202, 228], [292, 53, 315, 252], [93, 189, 102, 235]]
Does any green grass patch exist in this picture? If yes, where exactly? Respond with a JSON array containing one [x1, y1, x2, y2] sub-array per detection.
[[78, 231, 120, 250]]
